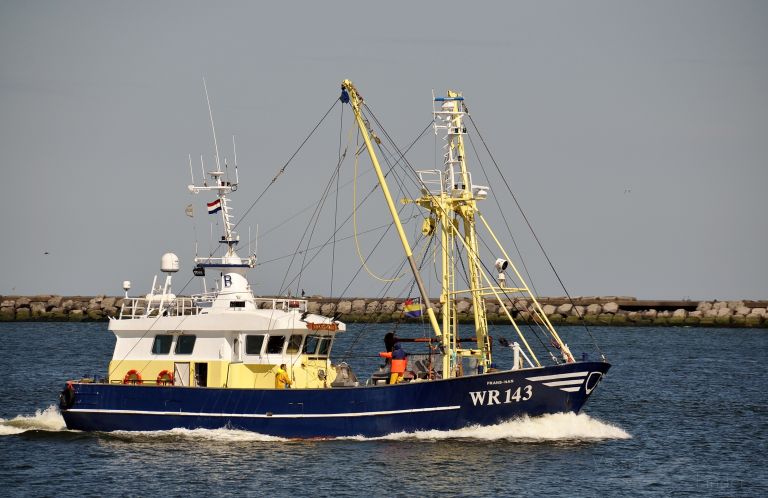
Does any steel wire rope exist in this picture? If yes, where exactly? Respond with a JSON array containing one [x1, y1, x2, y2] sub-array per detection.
[[464, 109, 605, 359], [302, 134, 435, 363], [339, 229, 435, 362], [110, 100, 340, 378], [360, 102, 560, 363], [464, 129, 540, 297], [331, 104, 345, 297], [462, 128, 558, 355], [255, 217, 419, 267], [289, 120, 436, 363], [352, 132, 406, 282], [462, 118, 561, 352], [274, 121, 433, 297], [231, 98, 339, 233], [293, 140, 352, 296], [447, 226, 552, 358], [279, 148, 345, 296], [280, 175, 422, 300], [470, 211, 559, 358], [108, 271, 201, 380], [277, 108, 359, 296], [248, 121, 430, 249]]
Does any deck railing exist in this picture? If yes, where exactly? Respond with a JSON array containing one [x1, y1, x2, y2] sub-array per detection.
[[117, 296, 307, 319]]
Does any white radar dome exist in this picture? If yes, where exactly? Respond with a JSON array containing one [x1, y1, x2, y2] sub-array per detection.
[[161, 253, 180, 273]]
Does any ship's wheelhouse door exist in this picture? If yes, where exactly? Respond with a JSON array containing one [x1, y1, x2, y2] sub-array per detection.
[[174, 362, 191, 386]]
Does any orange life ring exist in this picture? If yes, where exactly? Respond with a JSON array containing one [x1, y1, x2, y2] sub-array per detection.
[[123, 369, 143, 384], [156, 370, 174, 385]]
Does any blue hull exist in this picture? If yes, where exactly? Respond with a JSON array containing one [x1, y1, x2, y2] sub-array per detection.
[[61, 362, 610, 438]]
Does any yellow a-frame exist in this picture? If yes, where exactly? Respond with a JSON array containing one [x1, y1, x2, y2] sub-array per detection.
[[341, 80, 574, 378]]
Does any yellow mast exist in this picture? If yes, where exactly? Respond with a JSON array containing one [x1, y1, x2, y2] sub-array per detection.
[[341, 80, 443, 341], [446, 91, 492, 370], [341, 80, 575, 377], [411, 92, 493, 373]]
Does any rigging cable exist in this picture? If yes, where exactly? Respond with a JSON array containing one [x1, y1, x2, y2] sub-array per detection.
[[464, 129, 540, 297], [276, 120, 434, 295], [255, 216, 420, 267], [232, 98, 339, 233], [281, 145, 345, 296], [353, 132, 405, 282], [114, 99, 345, 376], [331, 104, 344, 297], [361, 102, 560, 362], [464, 108, 605, 360]]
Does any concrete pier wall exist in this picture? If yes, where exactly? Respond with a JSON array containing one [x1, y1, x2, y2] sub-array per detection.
[[1, 295, 766, 327]]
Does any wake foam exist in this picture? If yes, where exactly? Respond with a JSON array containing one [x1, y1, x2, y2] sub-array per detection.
[[343, 412, 631, 442], [108, 427, 286, 443], [0, 405, 67, 435], [0, 408, 629, 443]]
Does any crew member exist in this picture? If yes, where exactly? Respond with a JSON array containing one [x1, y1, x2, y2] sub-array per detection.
[[379, 343, 407, 384], [275, 363, 292, 389]]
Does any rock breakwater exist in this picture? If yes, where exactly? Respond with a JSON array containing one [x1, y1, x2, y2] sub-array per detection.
[[1, 295, 766, 328]]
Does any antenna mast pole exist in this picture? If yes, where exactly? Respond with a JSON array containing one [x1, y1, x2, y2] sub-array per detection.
[[203, 78, 222, 173]]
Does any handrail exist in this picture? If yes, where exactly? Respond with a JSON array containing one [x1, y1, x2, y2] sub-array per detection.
[[117, 296, 308, 319]]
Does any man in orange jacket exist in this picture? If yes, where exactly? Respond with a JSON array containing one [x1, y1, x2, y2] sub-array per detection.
[[379, 342, 407, 384]]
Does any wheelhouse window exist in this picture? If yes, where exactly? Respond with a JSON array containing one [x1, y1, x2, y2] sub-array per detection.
[[266, 335, 286, 354], [151, 335, 173, 354], [317, 337, 332, 356], [303, 335, 331, 357], [286, 335, 303, 354], [303, 335, 320, 355], [246, 334, 265, 355], [175, 335, 197, 355]]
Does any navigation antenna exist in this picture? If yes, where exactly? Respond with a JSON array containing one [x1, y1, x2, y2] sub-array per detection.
[[233, 135, 240, 186], [188, 154, 195, 185], [203, 78, 222, 174]]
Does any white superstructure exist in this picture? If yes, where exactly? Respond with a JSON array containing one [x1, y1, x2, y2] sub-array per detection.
[[107, 142, 346, 389]]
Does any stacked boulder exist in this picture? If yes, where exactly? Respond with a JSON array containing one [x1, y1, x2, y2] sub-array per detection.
[[0, 295, 124, 322], [0, 295, 765, 327]]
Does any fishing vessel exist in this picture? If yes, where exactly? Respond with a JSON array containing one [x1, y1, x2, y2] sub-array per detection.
[[59, 80, 610, 438]]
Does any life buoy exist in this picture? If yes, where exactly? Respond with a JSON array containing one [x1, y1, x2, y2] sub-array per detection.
[[156, 370, 174, 385], [123, 369, 143, 384]]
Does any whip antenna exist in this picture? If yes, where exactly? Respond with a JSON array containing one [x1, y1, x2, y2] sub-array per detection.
[[203, 78, 222, 173], [233, 135, 240, 185], [188, 154, 195, 184]]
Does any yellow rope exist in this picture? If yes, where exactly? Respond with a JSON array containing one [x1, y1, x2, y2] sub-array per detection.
[[353, 149, 406, 283]]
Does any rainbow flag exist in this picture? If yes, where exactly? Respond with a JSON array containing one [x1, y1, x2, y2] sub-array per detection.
[[403, 298, 422, 318]]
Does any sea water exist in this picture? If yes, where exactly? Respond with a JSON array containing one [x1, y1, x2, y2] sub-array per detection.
[[0, 322, 765, 496]]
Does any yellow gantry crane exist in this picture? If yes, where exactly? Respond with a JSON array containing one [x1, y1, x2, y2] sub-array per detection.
[[341, 80, 574, 378]]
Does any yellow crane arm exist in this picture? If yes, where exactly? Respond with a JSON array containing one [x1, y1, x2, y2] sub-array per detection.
[[340, 80, 442, 338]]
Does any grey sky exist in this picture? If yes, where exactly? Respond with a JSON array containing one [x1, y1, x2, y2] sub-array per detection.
[[1, 0, 766, 300]]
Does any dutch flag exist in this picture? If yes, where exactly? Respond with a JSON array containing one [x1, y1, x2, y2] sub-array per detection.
[[207, 199, 222, 214]]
